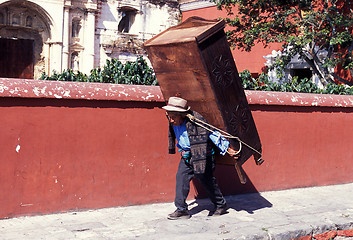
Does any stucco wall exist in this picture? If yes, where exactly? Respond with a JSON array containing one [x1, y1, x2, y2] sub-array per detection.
[[1, 78, 352, 219]]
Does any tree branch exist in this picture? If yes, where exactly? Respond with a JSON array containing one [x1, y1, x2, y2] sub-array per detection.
[[332, 73, 353, 86], [300, 53, 328, 86]]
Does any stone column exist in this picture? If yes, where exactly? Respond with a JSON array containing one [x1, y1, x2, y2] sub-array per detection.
[[62, 5, 70, 71], [83, 9, 96, 74]]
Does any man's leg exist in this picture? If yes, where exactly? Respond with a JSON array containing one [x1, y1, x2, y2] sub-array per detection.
[[195, 173, 226, 208], [168, 158, 194, 220], [194, 156, 227, 213], [174, 158, 194, 211]]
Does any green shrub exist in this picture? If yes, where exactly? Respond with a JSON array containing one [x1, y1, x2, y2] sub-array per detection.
[[40, 56, 157, 86], [240, 69, 353, 95]]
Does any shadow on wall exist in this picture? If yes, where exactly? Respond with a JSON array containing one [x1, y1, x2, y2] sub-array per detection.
[[0, 97, 165, 110], [193, 164, 260, 196]]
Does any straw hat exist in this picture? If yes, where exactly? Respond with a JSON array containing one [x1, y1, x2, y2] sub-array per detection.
[[162, 97, 190, 112]]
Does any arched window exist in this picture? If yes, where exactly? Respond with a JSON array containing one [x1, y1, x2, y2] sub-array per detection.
[[118, 7, 137, 33], [72, 19, 81, 38], [71, 52, 79, 71], [26, 16, 33, 27], [12, 14, 20, 25]]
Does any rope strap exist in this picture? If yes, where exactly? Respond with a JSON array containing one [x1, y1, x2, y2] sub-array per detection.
[[186, 114, 262, 157]]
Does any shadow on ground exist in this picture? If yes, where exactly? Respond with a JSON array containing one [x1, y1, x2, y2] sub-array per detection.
[[188, 161, 272, 216], [188, 192, 272, 216]]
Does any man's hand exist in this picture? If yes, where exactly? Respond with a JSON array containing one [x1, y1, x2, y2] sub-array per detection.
[[227, 147, 239, 159]]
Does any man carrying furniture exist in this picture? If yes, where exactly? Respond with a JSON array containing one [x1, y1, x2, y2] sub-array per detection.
[[163, 97, 239, 220]]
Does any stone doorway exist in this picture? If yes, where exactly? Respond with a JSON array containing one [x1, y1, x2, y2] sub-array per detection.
[[0, 0, 53, 79], [0, 38, 34, 79]]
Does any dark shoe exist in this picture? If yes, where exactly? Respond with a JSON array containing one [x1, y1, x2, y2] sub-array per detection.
[[213, 205, 228, 216], [167, 209, 191, 220]]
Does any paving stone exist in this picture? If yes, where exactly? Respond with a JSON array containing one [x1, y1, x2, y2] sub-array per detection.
[[0, 183, 352, 240]]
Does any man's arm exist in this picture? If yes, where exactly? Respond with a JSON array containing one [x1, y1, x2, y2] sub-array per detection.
[[168, 123, 176, 154], [209, 131, 238, 158]]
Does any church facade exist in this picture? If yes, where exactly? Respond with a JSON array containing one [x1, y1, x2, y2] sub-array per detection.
[[0, 0, 179, 79]]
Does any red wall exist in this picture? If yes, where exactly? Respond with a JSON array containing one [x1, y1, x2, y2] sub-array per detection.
[[0, 79, 179, 218], [182, 6, 282, 74], [216, 92, 353, 196], [1, 78, 353, 219]]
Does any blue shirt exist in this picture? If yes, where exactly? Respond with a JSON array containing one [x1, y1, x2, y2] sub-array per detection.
[[172, 121, 229, 155]]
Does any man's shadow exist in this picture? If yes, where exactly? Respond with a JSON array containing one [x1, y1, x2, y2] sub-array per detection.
[[188, 164, 272, 216]]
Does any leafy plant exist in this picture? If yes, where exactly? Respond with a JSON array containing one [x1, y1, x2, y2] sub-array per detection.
[[240, 69, 353, 95], [40, 56, 157, 86], [40, 69, 88, 82]]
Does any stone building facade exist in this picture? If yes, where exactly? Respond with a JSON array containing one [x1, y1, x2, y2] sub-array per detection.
[[179, 0, 215, 12], [0, 0, 179, 79]]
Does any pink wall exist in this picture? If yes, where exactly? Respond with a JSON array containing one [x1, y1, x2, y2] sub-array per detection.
[[1, 78, 353, 219]]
